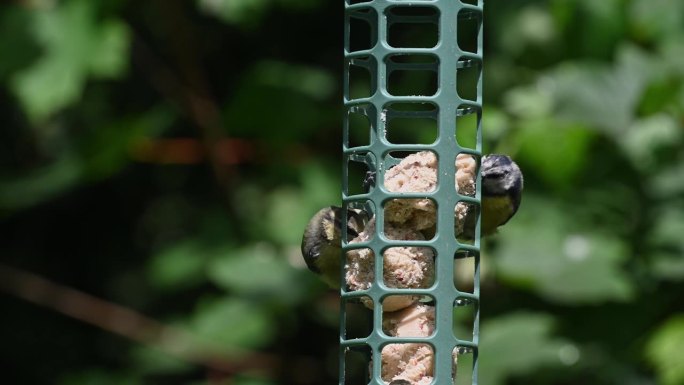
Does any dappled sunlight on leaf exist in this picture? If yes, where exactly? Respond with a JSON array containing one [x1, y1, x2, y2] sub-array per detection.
[[147, 240, 209, 291], [128, 346, 194, 375], [498, 6, 557, 56], [264, 162, 339, 245], [619, 114, 682, 171], [543, 45, 656, 134], [10, 0, 129, 121], [503, 84, 553, 118], [189, 297, 276, 350], [494, 197, 634, 304], [514, 119, 595, 189], [629, 0, 684, 41], [646, 315, 684, 385], [649, 207, 684, 281], [479, 312, 571, 385], [197, 0, 320, 30], [208, 244, 314, 303]]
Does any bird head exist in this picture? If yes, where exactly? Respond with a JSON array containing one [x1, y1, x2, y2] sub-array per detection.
[[481, 154, 523, 202]]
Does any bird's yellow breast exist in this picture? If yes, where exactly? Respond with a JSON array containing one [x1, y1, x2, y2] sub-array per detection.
[[481, 195, 515, 236]]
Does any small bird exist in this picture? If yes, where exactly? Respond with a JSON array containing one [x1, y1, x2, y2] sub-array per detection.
[[301, 206, 368, 288], [477, 154, 523, 237]]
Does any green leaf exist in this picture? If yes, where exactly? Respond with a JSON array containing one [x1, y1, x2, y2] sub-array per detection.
[[0, 6, 41, 79], [10, 0, 130, 121], [208, 244, 314, 303], [649, 206, 684, 281], [651, 254, 684, 281], [494, 196, 634, 304], [546, 45, 655, 135], [479, 107, 511, 153], [479, 312, 572, 385], [197, 0, 271, 29], [637, 76, 683, 116], [629, 0, 684, 42], [148, 240, 208, 291], [266, 164, 339, 245], [646, 315, 684, 385], [189, 297, 275, 350], [619, 114, 682, 171], [503, 84, 554, 119], [651, 206, 684, 247], [499, 6, 557, 55], [87, 20, 130, 77], [197, 0, 320, 29], [650, 158, 684, 199], [514, 119, 595, 189], [298, 163, 341, 210], [128, 346, 193, 375], [266, 187, 311, 245], [660, 39, 684, 77], [0, 154, 82, 211]]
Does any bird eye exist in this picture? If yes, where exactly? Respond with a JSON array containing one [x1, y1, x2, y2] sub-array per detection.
[[486, 170, 505, 178]]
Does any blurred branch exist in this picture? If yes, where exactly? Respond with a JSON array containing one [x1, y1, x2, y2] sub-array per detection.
[[131, 138, 254, 165], [129, 1, 247, 184], [0, 263, 277, 378], [128, 3, 253, 240], [131, 35, 244, 174]]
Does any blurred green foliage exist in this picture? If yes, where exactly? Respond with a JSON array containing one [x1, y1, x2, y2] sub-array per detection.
[[0, 0, 683, 384]]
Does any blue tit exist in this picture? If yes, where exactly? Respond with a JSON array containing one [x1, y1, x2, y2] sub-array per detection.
[[478, 154, 523, 236], [301, 206, 369, 288]]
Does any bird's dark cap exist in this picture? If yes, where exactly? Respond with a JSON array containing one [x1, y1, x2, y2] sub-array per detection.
[[482, 154, 513, 169]]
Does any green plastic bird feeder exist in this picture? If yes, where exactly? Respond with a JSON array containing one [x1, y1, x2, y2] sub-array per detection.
[[341, 0, 483, 384]]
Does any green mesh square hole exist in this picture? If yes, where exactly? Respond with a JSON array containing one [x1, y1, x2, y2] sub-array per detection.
[[455, 104, 479, 150], [456, 59, 480, 102], [344, 345, 372, 385], [457, 9, 480, 53], [387, 6, 439, 48], [453, 251, 477, 294], [453, 347, 475, 385], [384, 103, 438, 145], [347, 56, 377, 100], [347, 8, 376, 52]]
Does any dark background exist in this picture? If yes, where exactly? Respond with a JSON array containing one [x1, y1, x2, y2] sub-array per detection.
[[1, 0, 683, 384]]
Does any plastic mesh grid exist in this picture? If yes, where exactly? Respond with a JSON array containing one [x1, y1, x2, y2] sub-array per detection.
[[341, 0, 483, 384]]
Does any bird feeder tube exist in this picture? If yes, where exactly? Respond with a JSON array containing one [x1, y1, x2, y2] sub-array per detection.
[[341, 1, 483, 384]]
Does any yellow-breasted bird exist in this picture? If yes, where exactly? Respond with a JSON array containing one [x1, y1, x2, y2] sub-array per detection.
[[300, 206, 368, 288], [478, 154, 523, 237]]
